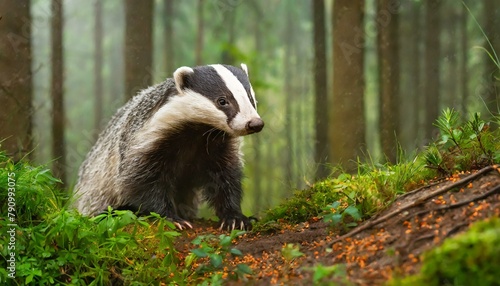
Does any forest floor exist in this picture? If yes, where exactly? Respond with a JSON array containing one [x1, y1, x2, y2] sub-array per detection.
[[174, 166, 500, 285]]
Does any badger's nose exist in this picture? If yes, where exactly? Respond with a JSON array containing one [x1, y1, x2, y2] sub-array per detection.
[[246, 118, 264, 133]]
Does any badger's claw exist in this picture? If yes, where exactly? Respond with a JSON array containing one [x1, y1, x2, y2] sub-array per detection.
[[218, 215, 253, 231], [171, 219, 193, 230]]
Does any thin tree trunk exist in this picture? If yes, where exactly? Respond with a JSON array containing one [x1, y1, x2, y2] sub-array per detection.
[[125, 0, 153, 100], [407, 0, 422, 148], [331, 0, 366, 172], [284, 3, 295, 187], [377, 0, 400, 163], [251, 2, 263, 215], [424, 0, 441, 141], [163, 0, 175, 74], [51, 0, 66, 184], [94, 0, 103, 138], [0, 0, 33, 161], [312, 0, 329, 179], [221, 12, 237, 64], [447, 8, 458, 109], [484, 0, 499, 118], [460, 2, 468, 116], [195, 0, 204, 66]]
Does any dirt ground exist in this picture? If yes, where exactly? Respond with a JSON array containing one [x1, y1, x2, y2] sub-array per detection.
[[175, 166, 500, 285]]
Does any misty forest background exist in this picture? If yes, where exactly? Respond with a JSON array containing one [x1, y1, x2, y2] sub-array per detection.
[[1, 0, 499, 217]]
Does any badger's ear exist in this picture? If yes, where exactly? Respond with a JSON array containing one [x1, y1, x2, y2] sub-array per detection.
[[241, 63, 249, 77], [173, 66, 194, 94]]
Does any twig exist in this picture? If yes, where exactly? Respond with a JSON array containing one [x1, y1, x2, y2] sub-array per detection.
[[398, 179, 445, 199], [329, 165, 497, 246], [444, 222, 469, 239], [407, 184, 500, 221], [409, 233, 435, 250]]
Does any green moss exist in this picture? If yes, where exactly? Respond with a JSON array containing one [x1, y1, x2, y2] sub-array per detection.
[[256, 159, 427, 229], [390, 217, 500, 286]]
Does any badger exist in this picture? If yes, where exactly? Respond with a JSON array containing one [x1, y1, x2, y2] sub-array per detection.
[[72, 64, 264, 230]]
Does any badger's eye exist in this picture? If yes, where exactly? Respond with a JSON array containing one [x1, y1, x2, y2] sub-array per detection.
[[217, 97, 228, 106]]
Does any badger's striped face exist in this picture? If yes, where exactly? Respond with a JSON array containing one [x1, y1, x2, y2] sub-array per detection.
[[172, 64, 264, 136]]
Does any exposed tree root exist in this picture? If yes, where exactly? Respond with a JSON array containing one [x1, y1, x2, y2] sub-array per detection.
[[397, 178, 445, 199], [330, 165, 498, 246], [444, 222, 470, 239], [408, 233, 435, 249], [406, 184, 500, 222]]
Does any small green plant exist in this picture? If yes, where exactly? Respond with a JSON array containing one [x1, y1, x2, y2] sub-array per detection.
[[186, 230, 252, 282], [434, 108, 466, 152], [280, 243, 304, 279], [323, 201, 362, 229], [305, 263, 352, 285], [281, 243, 304, 263], [424, 109, 500, 175]]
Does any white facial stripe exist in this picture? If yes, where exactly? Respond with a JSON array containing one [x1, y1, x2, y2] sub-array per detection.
[[250, 86, 257, 111], [134, 91, 231, 150], [210, 64, 260, 133]]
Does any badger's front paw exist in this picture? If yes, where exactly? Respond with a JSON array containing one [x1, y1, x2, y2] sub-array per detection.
[[218, 214, 254, 231], [167, 216, 193, 230]]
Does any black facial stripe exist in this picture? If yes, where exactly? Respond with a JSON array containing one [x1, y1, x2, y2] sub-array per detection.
[[185, 66, 240, 121], [223, 65, 256, 108]]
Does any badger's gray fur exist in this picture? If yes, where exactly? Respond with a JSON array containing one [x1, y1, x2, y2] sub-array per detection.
[[72, 64, 264, 230]]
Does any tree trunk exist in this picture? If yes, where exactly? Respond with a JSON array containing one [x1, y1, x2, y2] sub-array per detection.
[[377, 0, 400, 163], [423, 0, 441, 141], [446, 8, 458, 110], [484, 0, 499, 119], [459, 1, 468, 116], [221, 12, 237, 64], [195, 0, 204, 66], [51, 0, 66, 184], [284, 2, 295, 187], [125, 0, 153, 100], [94, 0, 103, 138], [251, 2, 263, 215], [163, 0, 175, 75], [331, 0, 366, 172], [312, 0, 329, 179], [0, 0, 33, 161], [402, 0, 422, 149]]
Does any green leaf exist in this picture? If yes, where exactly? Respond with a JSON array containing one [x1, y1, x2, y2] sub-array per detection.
[[209, 253, 223, 268], [230, 248, 243, 256], [185, 253, 197, 267], [281, 243, 304, 261], [343, 205, 362, 221], [26, 274, 34, 284], [324, 213, 342, 225], [191, 248, 208, 258], [236, 263, 253, 275], [219, 235, 232, 247], [452, 129, 463, 140]]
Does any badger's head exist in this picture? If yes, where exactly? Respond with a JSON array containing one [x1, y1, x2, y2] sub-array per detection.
[[172, 64, 264, 136]]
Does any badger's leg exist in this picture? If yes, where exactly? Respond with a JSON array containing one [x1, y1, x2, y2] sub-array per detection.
[[174, 188, 200, 221], [204, 168, 252, 231], [121, 181, 193, 230]]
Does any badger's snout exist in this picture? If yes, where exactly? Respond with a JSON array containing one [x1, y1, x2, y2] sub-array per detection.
[[246, 118, 264, 133]]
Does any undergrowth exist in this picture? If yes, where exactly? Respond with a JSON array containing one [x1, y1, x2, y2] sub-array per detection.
[[255, 148, 429, 231], [0, 151, 248, 285], [256, 110, 500, 231], [424, 109, 500, 175]]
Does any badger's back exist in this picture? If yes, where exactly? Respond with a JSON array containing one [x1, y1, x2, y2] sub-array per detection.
[[73, 80, 176, 215]]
